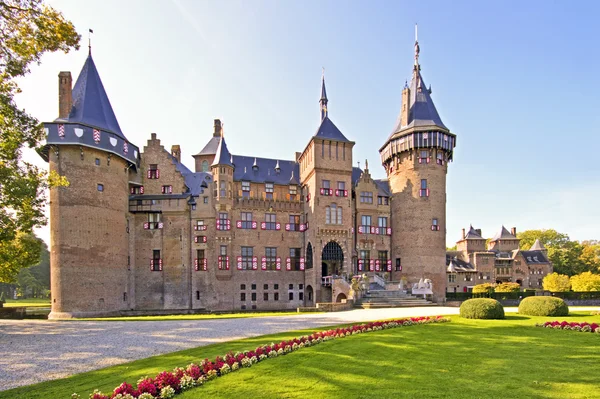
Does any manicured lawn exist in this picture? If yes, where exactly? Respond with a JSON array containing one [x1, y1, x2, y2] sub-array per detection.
[[3, 298, 50, 308], [2, 312, 599, 399], [74, 311, 303, 322]]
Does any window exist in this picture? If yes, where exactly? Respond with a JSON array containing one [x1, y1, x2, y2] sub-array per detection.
[[432, 218, 440, 231], [378, 217, 388, 229], [306, 243, 313, 269], [274, 284, 279, 290], [265, 247, 277, 270], [321, 180, 332, 196], [218, 245, 228, 269], [147, 213, 162, 229], [148, 164, 159, 179], [378, 251, 388, 263], [195, 249, 205, 271], [360, 192, 373, 203], [251, 292, 257, 301], [289, 284, 294, 290], [419, 150, 429, 164], [195, 219, 206, 231], [299, 292, 304, 301], [95, 158, 100, 165], [274, 292, 279, 301], [203, 196, 208, 204], [337, 181, 345, 190], [289, 185, 297, 200], [288, 215, 300, 231], [151, 250, 161, 271], [322, 180, 330, 189], [396, 258, 402, 272], [219, 180, 226, 197], [130, 186, 144, 194], [241, 247, 253, 270], [326, 204, 342, 224], [465, 275, 473, 282], [241, 284, 246, 290], [361, 215, 372, 232], [202, 160, 209, 172], [289, 292, 294, 301], [420, 179, 429, 197], [97, 184, 104, 192], [161, 185, 173, 194], [217, 212, 229, 230], [241, 292, 247, 301], [265, 183, 274, 199], [242, 181, 250, 198], [264, 292, 269, 301], [378, 196, 389, 205], [251, 284, 256, 290], [437, 152, 444, 165], [448, 274, 456, 283], [240, 212, 253, 229], [359, 250, 370, 261], [290, 248, 301, 270], [335, 181, 347, 197], [265, 213, 277, 230], [299, 284, 303, 289]]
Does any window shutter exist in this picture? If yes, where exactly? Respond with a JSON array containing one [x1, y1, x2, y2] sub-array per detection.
[[358, 259, 364, 271], [276, 257, 281, 270], [194, 258, 198, 271], [275, 223, 281, 230], [300, 257, 305, 271], [285, 223, 291, 231], [375, 259, 380, 271], [236, 221, 242, 228], [261, 257, 267, 270], [147, 170, 151, 179], [144, 222, 149, 229], [159, 259, 163, 271], [386, 259, 392, 272], [369, 259, 374, 271], [252, 221, 257, 229], [237, 256, 242, 270], [156, 169, 160, 179], [261, 222, 267, 230], [252, 257, 258, 270], [286, 257, 291, 271]]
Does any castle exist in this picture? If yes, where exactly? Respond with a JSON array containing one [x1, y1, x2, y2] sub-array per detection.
[[41, 37, 457, 318]]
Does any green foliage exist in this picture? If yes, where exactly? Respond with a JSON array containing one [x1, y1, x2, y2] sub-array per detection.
[[472, 283, 495, 294], [494, 282, 521, 293], [0, 232, 41, 283], [518, 296, 569, 316], [0, 291, 5, 303], [0, 0, 79, 283], [570, 272, 600, 292], [459, 298, 505, 319], [16, 239, 49, 297], [542, 272, 571, 292]]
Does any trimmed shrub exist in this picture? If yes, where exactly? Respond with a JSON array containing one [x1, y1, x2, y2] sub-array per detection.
[[495, 282, 521, 293], [518, 296, 569, 317], [460, 298, 505, 319]]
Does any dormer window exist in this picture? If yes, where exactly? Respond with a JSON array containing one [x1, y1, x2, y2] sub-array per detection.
[[289, 185, 297, 200], [265, 183, 274, 199], [242, 181, 250, 198]]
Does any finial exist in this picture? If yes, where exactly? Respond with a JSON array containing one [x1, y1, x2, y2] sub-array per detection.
[[88, 28, 94, 55], [320, 69, 328, 121], [365, 159, 369, 170], [414, 23, 420, 69], [230, 154, 234, 165], [275, 160, 280, 171]]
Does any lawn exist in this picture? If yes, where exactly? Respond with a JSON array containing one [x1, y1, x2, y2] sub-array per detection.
[[2, 312, 599, 399], [3, 298, 50, 308]]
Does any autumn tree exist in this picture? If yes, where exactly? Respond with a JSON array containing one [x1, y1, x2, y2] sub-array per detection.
[[0, 0, 79, 282], [570, 272, 600, 292], [495, 282, 521, 293], [542, 273, 571, 292]]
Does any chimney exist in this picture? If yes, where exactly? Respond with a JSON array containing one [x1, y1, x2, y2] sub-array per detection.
[[511, 227, 517, 236], [461, 228, 465, 239], [476, 229, 482, 237], [400, 85, 410, 127], [58, 71, 72, 119], [171, 145, 181, 162], [213, 119, 222, 137], [151, 133, 157, 140], [295, 152, 302, 162]]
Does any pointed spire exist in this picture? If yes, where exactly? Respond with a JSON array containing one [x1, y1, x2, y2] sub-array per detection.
[[414, 24, 420, 69], [320, 68, 328, 121], [211, 135, 233, 167], [275, 159, 280, 173], [530, 239, 546, 251]]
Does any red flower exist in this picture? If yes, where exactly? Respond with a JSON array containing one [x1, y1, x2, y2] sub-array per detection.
[[112, 382, 135, 398], [137, 378, 158, 396], [186, 364, 202, 380], [154, 371, 181, 392]]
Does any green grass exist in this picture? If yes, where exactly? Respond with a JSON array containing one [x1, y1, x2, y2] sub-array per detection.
[[3, 298, 50, 308], [2, 312, 600, 399], [73, 311, 303, 322]]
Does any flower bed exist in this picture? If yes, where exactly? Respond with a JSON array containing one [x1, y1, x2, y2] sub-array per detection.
[[72, 316, 449, 399], [536, 321, 600, 333]]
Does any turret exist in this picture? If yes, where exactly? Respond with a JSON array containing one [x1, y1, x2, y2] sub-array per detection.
[[211, 134, 234, 204], [193, 119, 223, 172], [379, 27, 457, 302]]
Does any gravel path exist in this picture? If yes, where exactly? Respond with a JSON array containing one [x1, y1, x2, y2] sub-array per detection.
[[1, 306, 598, 392]]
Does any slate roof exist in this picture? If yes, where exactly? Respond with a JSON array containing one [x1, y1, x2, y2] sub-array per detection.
[[490, 226, 516, 241], [530, 239, 546, 250], [374, 179, 391, 197], [352, 167, 363, 185], [212, 136, 234, 167], [446, 257, 476, 273], [196, 136, 220, 156], [232, 155, 299, 185], [391, 70, 447, 135], [521, 250, 550, 264], [464, 225, 483, 239], [314, 116, 350, 142], [57, 54, 125, 139], [164, 150, 211, 196]]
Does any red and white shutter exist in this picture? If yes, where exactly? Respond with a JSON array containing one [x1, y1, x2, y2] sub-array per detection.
[[358, 259, 364, 271], [236, 220, 242, 229], [276, 257, 281, 270], [261, 257, 267, 270], [237, 256, 242, 270], [275, 223, 281, 230], [386, 259, 392, 272], [261, 222, 267, 230], [300, 257, 305, 271], [369, 259, 374, 271], [252, 221, 257, 229], [144, 222, 149, 229], [194, 258, 198, 271], [286, 258, 291, 271], [375, 259, 380, 271], [252, 257, 258, 270], [158, 259, 163, 271], [202, 258, 207, 271]]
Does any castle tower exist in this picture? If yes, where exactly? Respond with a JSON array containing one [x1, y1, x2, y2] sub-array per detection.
[[379, 30, 457, 301], [40, 53, 140, 318], [193, 119, 223, 172], [299, 73, 355, 303]]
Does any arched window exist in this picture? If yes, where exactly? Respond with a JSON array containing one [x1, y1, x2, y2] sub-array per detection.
[[306, 242, 313, 269], [202, 160, 209, 172]]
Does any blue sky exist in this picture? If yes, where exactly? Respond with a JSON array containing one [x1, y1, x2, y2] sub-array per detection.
[[18, 0, 600, 245]]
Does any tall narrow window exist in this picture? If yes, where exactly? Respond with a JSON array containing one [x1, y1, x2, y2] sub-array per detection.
[[201, 160, 209, 172], [265, 247, 277, 270], [361, 215, 372, 233], [432, 218, 440, 231], [148, 164, 159, 179], [378, 217, 388, 232], [220, 180, 226, 197], [240, 212, 253, 229], [306, 243, 314, 269], [195, 249, 205, 271], [241, 181, 250, 198], [219, 245, 228, 269], [241, 246, 253, 270], [420, 179, 429, 197], [265, 183, 274, 199], [265, 213, 277, 230], [147, 213, 161, 229], [419, 150, 429, 164], [289, 215, 300, 231], [290, 248, 301, 270], [151, 250, 161, 271]]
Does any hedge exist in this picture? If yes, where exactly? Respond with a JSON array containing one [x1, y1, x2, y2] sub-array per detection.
[[459, 298, 505, 319], [518, 296, 569, 317]]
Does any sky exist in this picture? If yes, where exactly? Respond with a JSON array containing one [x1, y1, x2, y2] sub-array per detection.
[[16, 0, 600, 246]]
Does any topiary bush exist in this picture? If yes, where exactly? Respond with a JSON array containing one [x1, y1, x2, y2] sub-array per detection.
[[460, 298, 505, 319], [518, 296, 569, 317]]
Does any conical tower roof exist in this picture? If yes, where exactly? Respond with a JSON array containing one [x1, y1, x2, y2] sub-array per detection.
[[212, 135, 234, 167], [490, 226, 516, 241], [530, 239, 546, 250], [58, 54, 126, 139]]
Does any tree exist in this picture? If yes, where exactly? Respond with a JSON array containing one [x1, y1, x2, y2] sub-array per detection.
[[15, 238, 49, 297], [472, 283, 495, 294], [579, 242, 600, 273], [495, 282, 521, 293], [570, 272, 600, 292], [0, 0, 79, 282], [542, 273, 571, 292], [517, 229, 570, 250]]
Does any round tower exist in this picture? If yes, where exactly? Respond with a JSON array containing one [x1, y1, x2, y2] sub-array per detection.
[[379, 32, 457, 301], [41, 54, 140, 318]]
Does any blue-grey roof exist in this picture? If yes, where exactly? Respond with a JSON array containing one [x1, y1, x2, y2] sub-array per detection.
[[374, 179, 390, 197], [232, 155, 299, 185], [490, 226, 516, 241], [352, 167, 363, 185], [446, 257, 476, 272], [164, 150, 211, 196], [196, 136, 220, 156], [521, 250, 550, 264], [465, 225, 483, 239], [314, 117, 350, 142], [392, 70, 447, 134], [321, 76, 327, 101], [212, 136, 234, 167], [57, 54, 125, 139]]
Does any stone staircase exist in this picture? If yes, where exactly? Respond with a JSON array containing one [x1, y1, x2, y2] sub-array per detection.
[[356, 287, 435, 309]]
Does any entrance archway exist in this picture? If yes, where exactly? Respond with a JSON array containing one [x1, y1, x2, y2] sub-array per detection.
[[306, 285, 314, 305], [336, 293, 347, 303], [322, 241, 344, 277]]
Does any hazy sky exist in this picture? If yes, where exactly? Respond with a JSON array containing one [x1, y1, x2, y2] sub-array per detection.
[[17, 0, 600, 246]]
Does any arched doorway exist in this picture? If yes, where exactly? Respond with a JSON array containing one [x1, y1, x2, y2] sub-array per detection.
[[336, 293, 347, 303], [322, 241, 344, 277], [306, 285, 314, 305], [306, 243, 313, 269]]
